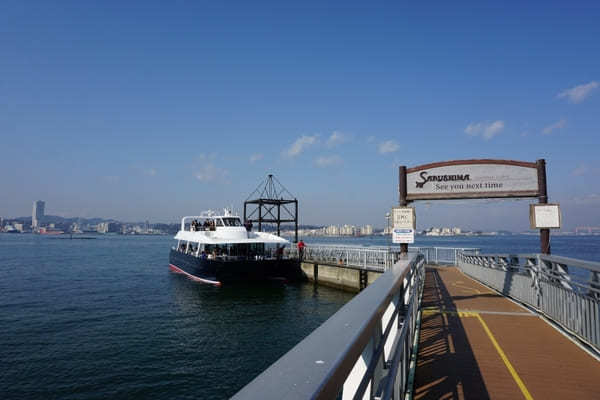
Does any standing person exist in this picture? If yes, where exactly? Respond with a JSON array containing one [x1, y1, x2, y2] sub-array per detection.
[[297, 239, 305, 262]]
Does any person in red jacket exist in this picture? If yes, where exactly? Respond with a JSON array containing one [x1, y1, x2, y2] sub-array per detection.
[[297, 240, 305, 261]]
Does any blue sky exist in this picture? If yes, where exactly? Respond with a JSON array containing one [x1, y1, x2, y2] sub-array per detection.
[[1, 1, 599, 230]]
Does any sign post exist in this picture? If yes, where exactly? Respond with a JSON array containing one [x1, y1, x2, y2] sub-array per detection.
[[398, 166, 410, 254], [536, 159, 551, 254]]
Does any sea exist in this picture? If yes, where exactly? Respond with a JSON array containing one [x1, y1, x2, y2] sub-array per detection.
[[1, 233, 599, 399]]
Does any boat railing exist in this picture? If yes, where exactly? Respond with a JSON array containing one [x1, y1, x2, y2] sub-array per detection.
[[233, 252, 426, 399], [458, 252, 600, 352]]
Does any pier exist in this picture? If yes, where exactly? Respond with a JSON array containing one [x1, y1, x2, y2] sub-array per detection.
[[294, 245, 479, 292], [235, 245, 600, 399]]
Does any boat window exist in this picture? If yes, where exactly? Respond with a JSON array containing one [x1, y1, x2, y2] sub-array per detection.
[[215, 218, 223, 227], [222, 218, 242, 227]]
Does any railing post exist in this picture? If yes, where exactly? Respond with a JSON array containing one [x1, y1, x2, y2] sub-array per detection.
[[590, 272, 600, 300]]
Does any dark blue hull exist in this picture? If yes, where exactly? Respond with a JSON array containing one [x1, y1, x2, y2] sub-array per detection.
[[169, 249, 304, 285]]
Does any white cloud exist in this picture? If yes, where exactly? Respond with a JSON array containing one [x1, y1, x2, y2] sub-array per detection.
[[465, 120, 505, 140], [195, 163, 229, 183], [326, 131, 349, 148], [542, 118, 566, 135], [249, 153, 263, 163], [132, 165, 157, 177], [557, 81, 598, 104], [571, 164, 589, 176], [570, 193, 600, 205], [314, 155, 342, 167], [283, 135, 318, 158], [378, 140, 399, 154]]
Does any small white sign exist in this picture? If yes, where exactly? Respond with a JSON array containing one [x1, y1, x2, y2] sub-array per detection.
[[393, 228, 415, 244], [530, 204, 561, 229], [392, 207, 415, 229]]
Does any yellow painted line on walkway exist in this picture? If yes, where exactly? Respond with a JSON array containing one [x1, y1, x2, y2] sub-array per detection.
[[475, 314, 534, 400], [451, 282, 481, 294], [420, 307, 534, 400]]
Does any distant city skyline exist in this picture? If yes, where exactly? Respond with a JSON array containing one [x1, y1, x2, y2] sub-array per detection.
[[1, 2, 599, 231]]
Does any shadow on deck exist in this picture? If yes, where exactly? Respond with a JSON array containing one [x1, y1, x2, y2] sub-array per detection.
[[414, 266, 600, 400]]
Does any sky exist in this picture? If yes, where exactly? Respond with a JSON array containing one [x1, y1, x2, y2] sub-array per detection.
[[1, 1, 599, 231]]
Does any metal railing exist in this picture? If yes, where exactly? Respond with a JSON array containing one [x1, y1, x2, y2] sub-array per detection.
[[296, 245, 398, 271], [287, 244, 480, 271], [412, 246, 479, 265], [233, 253, 426, 400], [458, 252, 600, 352]]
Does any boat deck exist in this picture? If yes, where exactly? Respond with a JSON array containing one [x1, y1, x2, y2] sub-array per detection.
[[413, 266, 600, 399]]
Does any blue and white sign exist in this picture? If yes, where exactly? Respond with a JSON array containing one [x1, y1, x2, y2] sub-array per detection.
[[393, 228, 414, 244]]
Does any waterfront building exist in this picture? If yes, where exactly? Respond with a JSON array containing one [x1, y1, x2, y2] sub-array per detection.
[[360, 225, 373, 236], [325, 225, 340, 236], [96, 222, 122, 234], [340, 225, 355, 236], [32, 200, 45, 229]]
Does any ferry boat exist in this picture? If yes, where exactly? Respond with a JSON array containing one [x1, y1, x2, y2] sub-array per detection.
[[169, 210, 302, 286]]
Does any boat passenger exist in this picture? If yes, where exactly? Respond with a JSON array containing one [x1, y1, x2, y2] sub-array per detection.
[[201, 251, 207, 260]]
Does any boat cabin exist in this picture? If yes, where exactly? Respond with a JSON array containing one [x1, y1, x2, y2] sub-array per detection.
[[173, 210, 289, 261]]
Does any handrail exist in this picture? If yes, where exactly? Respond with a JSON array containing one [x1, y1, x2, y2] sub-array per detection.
[[233, 253, 426, 399], [458, 252, 600, 352], [290, 244, 479, 271]]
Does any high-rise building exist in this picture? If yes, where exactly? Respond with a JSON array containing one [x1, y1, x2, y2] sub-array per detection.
[[32, 200, 45, 229], [361, 225, 373, 236]]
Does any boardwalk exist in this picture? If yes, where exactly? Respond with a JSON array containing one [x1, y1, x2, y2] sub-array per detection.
[[414, 266, 600, 400]]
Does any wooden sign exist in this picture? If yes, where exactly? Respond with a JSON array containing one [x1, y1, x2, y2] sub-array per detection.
[[405, 159, 540, 201]]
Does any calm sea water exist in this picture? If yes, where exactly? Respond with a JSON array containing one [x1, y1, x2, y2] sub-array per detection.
[[1, 233, 599, 399]]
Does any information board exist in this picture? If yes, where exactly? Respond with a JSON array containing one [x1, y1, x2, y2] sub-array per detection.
[[393, 228, 415, 244], [530, 204, 561, 229], [392, 207, 415, 229]]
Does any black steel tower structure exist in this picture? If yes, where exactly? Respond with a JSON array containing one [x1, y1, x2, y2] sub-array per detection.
[[244, 174, 298, 243]]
